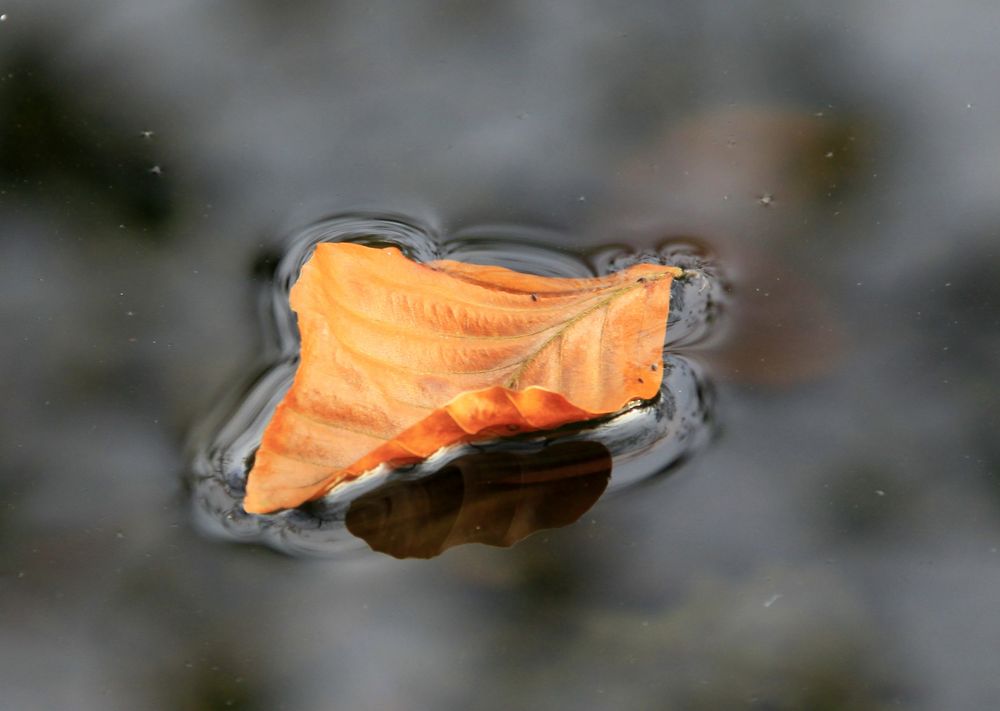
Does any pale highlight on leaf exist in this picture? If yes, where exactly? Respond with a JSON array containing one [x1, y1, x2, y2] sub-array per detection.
[[244, 243, 681, 513]]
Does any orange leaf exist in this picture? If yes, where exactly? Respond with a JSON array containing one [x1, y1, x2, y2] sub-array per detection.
[[244, 242, 682, 513]]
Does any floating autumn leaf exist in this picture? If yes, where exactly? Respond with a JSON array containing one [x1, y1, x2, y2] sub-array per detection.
[[244, 242, 682, 514]]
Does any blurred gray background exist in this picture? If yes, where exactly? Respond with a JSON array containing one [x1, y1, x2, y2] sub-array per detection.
[[2, 1, 999, 709]]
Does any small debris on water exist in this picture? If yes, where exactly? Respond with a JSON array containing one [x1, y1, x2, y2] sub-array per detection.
[[875, 489, 885, 496], [140, 130, 155, 139], [763, 593, 783, 608], [758, 193, 774, 207], [149, 165, 163, 176]]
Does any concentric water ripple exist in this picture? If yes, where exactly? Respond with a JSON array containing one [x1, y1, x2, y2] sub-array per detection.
[[187, 214, 725, 558]]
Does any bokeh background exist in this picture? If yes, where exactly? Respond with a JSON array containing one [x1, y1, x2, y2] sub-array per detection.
[[2, 2, 999, 709]]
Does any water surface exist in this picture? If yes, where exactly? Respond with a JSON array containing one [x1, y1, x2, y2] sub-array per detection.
[[2, 3, 1000, 710]]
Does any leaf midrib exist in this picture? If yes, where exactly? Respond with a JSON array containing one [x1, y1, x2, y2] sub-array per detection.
[[504, 272, 671, 389]]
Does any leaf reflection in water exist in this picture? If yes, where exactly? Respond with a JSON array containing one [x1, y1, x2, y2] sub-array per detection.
[[346, 442, 611, 559]]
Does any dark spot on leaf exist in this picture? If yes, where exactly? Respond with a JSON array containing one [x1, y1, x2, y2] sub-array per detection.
[[650, 363, 658, 372], [530, 293, 538, 301]]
